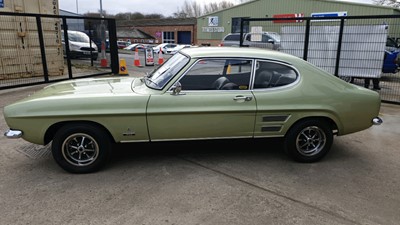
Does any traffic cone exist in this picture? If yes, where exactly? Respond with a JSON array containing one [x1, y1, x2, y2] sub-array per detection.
[[119, 59, 129, 75], [226, 64, 231, 74], [158, 47, 164, 65], [133, 48, 143, 67], [100, 42, 108, 67]]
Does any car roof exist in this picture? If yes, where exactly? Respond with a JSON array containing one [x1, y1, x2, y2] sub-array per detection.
[[179, 46, 301, 63]]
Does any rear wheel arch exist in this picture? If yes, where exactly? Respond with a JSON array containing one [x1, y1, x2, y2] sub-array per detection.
[[284, 116, 337, 163]]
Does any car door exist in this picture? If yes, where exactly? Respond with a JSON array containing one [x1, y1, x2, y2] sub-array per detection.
[[146, 58, 257, 141]]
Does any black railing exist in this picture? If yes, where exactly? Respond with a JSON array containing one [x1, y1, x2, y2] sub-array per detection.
[[0, 11, 119, 90]]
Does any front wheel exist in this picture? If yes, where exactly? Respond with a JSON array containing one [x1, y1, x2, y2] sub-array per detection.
[[52, 123, 111, 173], [284, 119, 333, 163]]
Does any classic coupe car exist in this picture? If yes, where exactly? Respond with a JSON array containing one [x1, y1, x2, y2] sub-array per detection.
[[4, 47, 382, 173]]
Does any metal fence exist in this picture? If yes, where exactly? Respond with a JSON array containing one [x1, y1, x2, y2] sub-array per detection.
[[241, 15, 400, 104], [0, 11, 119, 90]]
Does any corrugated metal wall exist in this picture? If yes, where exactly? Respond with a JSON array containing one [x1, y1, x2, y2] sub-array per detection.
[[0, 0, 64, 80], [197, 0, 398, 41]]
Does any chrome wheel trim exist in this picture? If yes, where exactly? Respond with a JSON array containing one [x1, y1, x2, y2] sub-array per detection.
[[61, 133, 99, 167], [295, 126, 326, 157]]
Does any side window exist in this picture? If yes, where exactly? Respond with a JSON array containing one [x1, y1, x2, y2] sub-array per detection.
[[245, 34, 251, 41], [262, 34, 272, 43], [254, 61, 298, 89], [178, 59, 252, 91], [225, 34, 240, 41]]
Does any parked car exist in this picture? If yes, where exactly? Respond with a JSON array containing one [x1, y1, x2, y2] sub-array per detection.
[[165, 44, 192, 54], [117, 41, 129, 49], [220, 32, 281, 50], [4, 47, 382, 173], [382, 49, 400, 73], [382, 37, 400, 73], [123, 43, 146, 51], [386, 37, 399, 52], [61, 30, 98, 60], [153, 43, 177, 54]]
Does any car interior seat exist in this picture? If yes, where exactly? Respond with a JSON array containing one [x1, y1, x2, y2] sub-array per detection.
[[221, 82, 239, 90], [269, 71, 282, 87], [212, 77, 230, 89], [254, 70, 273, 88]]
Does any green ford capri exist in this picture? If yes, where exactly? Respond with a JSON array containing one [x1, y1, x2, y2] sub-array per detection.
[[3, 47, 382, 173]]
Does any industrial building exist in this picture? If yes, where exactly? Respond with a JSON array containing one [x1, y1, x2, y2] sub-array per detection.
[[196, 0, 400, 46]]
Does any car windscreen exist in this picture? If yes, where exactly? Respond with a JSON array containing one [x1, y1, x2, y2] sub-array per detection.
[[68, 32, 90, 43], [145, 53, 190, 89]]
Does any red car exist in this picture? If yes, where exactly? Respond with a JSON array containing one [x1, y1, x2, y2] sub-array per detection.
[[117, 41, 129, 49]]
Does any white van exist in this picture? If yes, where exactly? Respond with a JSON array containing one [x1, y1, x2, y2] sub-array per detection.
[[62, 30, 98, 60]]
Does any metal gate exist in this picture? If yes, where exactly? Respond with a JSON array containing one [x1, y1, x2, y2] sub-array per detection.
[[0, 11, 119, 90]]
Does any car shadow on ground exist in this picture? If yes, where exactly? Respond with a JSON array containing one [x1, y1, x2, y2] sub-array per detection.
[[104, 136, 360, 173], [107, 138, 288, 169]]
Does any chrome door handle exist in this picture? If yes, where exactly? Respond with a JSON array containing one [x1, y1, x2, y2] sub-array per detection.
[[233, 96, 253, 101]]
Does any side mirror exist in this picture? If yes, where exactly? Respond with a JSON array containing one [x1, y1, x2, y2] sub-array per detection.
[[171, 82, 184, 95]]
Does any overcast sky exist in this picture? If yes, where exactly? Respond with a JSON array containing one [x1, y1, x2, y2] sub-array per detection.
[[59, 0, 375, 16]]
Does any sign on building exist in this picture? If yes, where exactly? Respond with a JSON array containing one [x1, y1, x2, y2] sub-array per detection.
[[273, 13, 304, 23], [250, 26, 263, 41], [311, 11, 347, 22], [0, 0, 4, 8], [208, 16, 218, 26]]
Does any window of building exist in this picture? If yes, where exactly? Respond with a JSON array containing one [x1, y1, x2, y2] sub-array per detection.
[[231, 17, 250, 33], [163, 32, 175, 43]]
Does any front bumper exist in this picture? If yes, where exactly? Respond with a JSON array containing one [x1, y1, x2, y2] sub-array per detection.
[[4, 129, 23, 139]]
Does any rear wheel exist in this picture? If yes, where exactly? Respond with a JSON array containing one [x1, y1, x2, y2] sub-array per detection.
[[52, 123, 111, 173], [284, 119, 333, 163]]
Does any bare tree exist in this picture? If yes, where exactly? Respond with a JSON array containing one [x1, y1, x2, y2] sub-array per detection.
[[173, 0, 235, 18], [373, 0, 400, 8]]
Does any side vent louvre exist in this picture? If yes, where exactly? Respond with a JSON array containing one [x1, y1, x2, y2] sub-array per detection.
[[262, 115, 289, 122]]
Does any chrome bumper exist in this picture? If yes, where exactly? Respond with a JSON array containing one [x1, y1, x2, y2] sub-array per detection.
[[4, 129, 23, 139], [372, 117, 383, 125]]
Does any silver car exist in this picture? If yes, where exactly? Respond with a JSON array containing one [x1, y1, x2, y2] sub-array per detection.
[[220, 32, 281, 50]]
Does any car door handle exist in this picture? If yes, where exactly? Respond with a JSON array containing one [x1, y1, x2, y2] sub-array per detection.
[[233, 95, 253, 101]]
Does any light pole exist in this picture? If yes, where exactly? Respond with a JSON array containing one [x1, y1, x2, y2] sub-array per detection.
[[99, 0, 108, 67], [76, 0, 78, 14], [100, 0, 103, 18]]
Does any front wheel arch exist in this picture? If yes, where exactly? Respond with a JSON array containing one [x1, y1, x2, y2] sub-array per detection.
[[44, 121, 115, 145], [51, 122, 112, 173]]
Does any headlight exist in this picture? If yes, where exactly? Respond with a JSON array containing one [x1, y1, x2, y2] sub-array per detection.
[[91, 42, 98, 51]]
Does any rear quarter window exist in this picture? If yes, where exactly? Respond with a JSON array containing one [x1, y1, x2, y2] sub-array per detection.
[[254, 61, 298, 89]]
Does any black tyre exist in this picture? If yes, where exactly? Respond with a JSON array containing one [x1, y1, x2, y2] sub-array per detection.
[[52, 123, 111, 173], [284, 119, 333, 163]]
